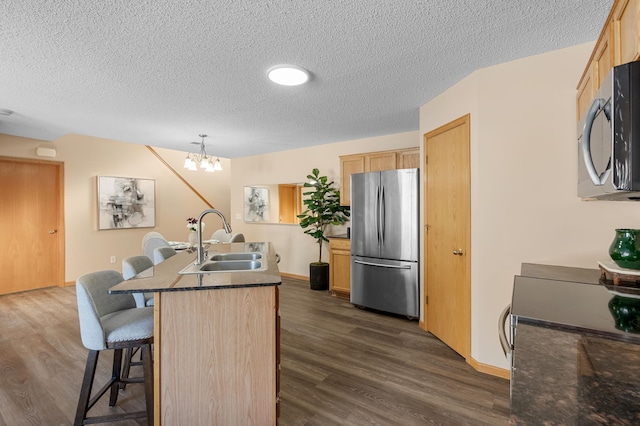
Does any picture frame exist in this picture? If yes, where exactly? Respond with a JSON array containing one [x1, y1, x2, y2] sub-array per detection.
[[244, 186, 269, 222], [97, 176, 156, 230]]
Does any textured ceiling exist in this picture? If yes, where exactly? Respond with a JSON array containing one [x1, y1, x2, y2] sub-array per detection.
[[0, 0, 612, 158]]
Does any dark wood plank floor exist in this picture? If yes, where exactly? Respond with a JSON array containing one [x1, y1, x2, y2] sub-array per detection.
[[0, 277, 509, 425]]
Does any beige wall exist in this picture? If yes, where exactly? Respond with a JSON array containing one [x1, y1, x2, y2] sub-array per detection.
[[0, 133, 231, 282], [420, 42, 640, 370], [229, 132, 420, 277]]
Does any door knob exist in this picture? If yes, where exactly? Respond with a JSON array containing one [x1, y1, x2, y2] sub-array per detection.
[[49, 229, 57, 234], [452, 249, 464, 255]]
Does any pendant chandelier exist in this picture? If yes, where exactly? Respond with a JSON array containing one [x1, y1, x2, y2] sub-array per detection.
[[183, 134, 222, 172]]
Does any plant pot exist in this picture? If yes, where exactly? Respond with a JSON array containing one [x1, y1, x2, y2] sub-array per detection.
[[309, 262, 329, 291]]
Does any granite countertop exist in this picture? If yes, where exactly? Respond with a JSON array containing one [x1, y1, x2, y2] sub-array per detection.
[[511, 264, 640, 425], [109, 241, 281, 294]]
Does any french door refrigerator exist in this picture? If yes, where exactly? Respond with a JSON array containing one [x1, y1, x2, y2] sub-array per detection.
[[350, 168, 419, 317]]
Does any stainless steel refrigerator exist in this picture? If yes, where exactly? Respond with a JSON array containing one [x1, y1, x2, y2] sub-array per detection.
[[350, 168, 419, 317]]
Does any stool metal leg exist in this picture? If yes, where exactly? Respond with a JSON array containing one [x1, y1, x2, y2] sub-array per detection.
[[74, 350, 99, 426]]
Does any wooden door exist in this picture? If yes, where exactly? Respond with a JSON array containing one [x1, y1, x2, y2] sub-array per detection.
[[424, 115, 471, 359], [0, 157, 64, 294]]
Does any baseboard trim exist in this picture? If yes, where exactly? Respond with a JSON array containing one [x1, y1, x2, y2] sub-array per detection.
[[418, 324, 510, 380], [64, 281, 75, 287], [468, 357, 510, 380], [279, 272, 309, 282]]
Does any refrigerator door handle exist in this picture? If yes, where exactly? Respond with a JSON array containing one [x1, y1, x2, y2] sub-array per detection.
[[376, 184, 381, 246], [353, 259, 411, 269], [379, 185, 385, 246]]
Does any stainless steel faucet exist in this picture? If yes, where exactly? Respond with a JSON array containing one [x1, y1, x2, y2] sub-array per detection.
[[196, 209, 232, 264]]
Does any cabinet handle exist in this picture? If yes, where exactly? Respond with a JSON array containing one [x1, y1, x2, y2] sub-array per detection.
[[452, 249, 464, 255], [49, 229, 57, 234]]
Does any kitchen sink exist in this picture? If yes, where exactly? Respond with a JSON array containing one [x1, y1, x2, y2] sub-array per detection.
[[178, 255, 267, 275], [199, 260, 262, 271], [209, 252, 262, 261]]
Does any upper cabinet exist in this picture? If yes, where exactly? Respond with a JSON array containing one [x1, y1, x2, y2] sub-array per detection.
[[339, 147, 420, 205], [577, 0, 640, 121]]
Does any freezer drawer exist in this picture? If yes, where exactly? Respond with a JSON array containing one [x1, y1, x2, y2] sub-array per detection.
[[350, 256, 419, 317]]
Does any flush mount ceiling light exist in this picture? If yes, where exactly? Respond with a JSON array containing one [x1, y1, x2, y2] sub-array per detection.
[[183, 134, 222, 173], [267, 64, 309, 86]]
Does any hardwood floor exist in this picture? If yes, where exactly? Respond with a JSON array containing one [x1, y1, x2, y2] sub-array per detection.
[[0, 277, 509, 425]]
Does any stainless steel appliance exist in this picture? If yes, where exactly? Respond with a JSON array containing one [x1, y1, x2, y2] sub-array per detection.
[[578, 60, 640, 200], [501, 265, 640, 423], [350, 168, 419, 317]]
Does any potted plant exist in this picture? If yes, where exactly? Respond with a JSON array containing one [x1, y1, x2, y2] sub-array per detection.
[[297, 168, 350, 290]]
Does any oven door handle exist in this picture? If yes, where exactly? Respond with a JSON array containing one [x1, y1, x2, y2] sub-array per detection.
[[581, 97, 612, 186], [498, 304, 512, 358]]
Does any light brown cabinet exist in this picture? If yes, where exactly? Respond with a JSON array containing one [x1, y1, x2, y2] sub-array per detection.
[[576, 0, 640, 121], [329, 238, 351, 299], [339, 147, 420, 205], [397, 148, 421, 169]]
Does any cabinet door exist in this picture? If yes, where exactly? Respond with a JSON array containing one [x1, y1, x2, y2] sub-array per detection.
[[397, 148, 421, 169], [594, 20, 614, 85], [329, 239, 351, 298], [365, 152, 397, 172], [576, 66, 595, 121], [339, 155, 365, 206], [614, 0, 639, 65]]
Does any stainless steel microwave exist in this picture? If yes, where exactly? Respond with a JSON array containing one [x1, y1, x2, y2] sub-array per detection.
[[578, 61, 640, 200]]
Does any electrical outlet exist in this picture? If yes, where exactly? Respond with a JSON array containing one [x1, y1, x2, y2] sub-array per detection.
[[110, 256, 116, 264], [235, 213, 241, 220]]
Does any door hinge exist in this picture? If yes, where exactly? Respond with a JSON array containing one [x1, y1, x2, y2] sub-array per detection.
[[425, 295, 428, 304]]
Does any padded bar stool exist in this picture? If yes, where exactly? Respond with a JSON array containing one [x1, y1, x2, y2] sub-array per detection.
[[142, 235, 171, 261], [210, 228, 232, 242], [228, 233, 245, 243], [153, 246, 177, 264], [121, 255, 155, 389], [122, 255, 155, 307], [74, 270, 154, 426]]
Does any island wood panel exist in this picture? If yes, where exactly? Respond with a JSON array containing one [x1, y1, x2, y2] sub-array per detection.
[[158, 286, 277, 425]]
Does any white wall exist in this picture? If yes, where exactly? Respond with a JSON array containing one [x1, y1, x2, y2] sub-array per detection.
[[0, 133, 231, 282], [229, 132, 420, 277], [421, 42, 640, 369]]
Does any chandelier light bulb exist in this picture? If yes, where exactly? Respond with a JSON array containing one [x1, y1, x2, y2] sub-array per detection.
[[183, 134, 223, 172]]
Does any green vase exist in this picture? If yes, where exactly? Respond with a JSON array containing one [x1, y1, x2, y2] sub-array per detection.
[[609, 229, 640, 270]]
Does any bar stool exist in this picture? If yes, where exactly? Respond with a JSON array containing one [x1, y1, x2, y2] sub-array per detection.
[[142, 234, 171, 261], [153, 246, 177, 264], [122, 255, 155, 307], [74, 270, 154, 426]]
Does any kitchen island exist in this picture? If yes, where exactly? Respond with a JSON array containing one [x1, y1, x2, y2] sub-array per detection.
[[109, 242, 281, 426]]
